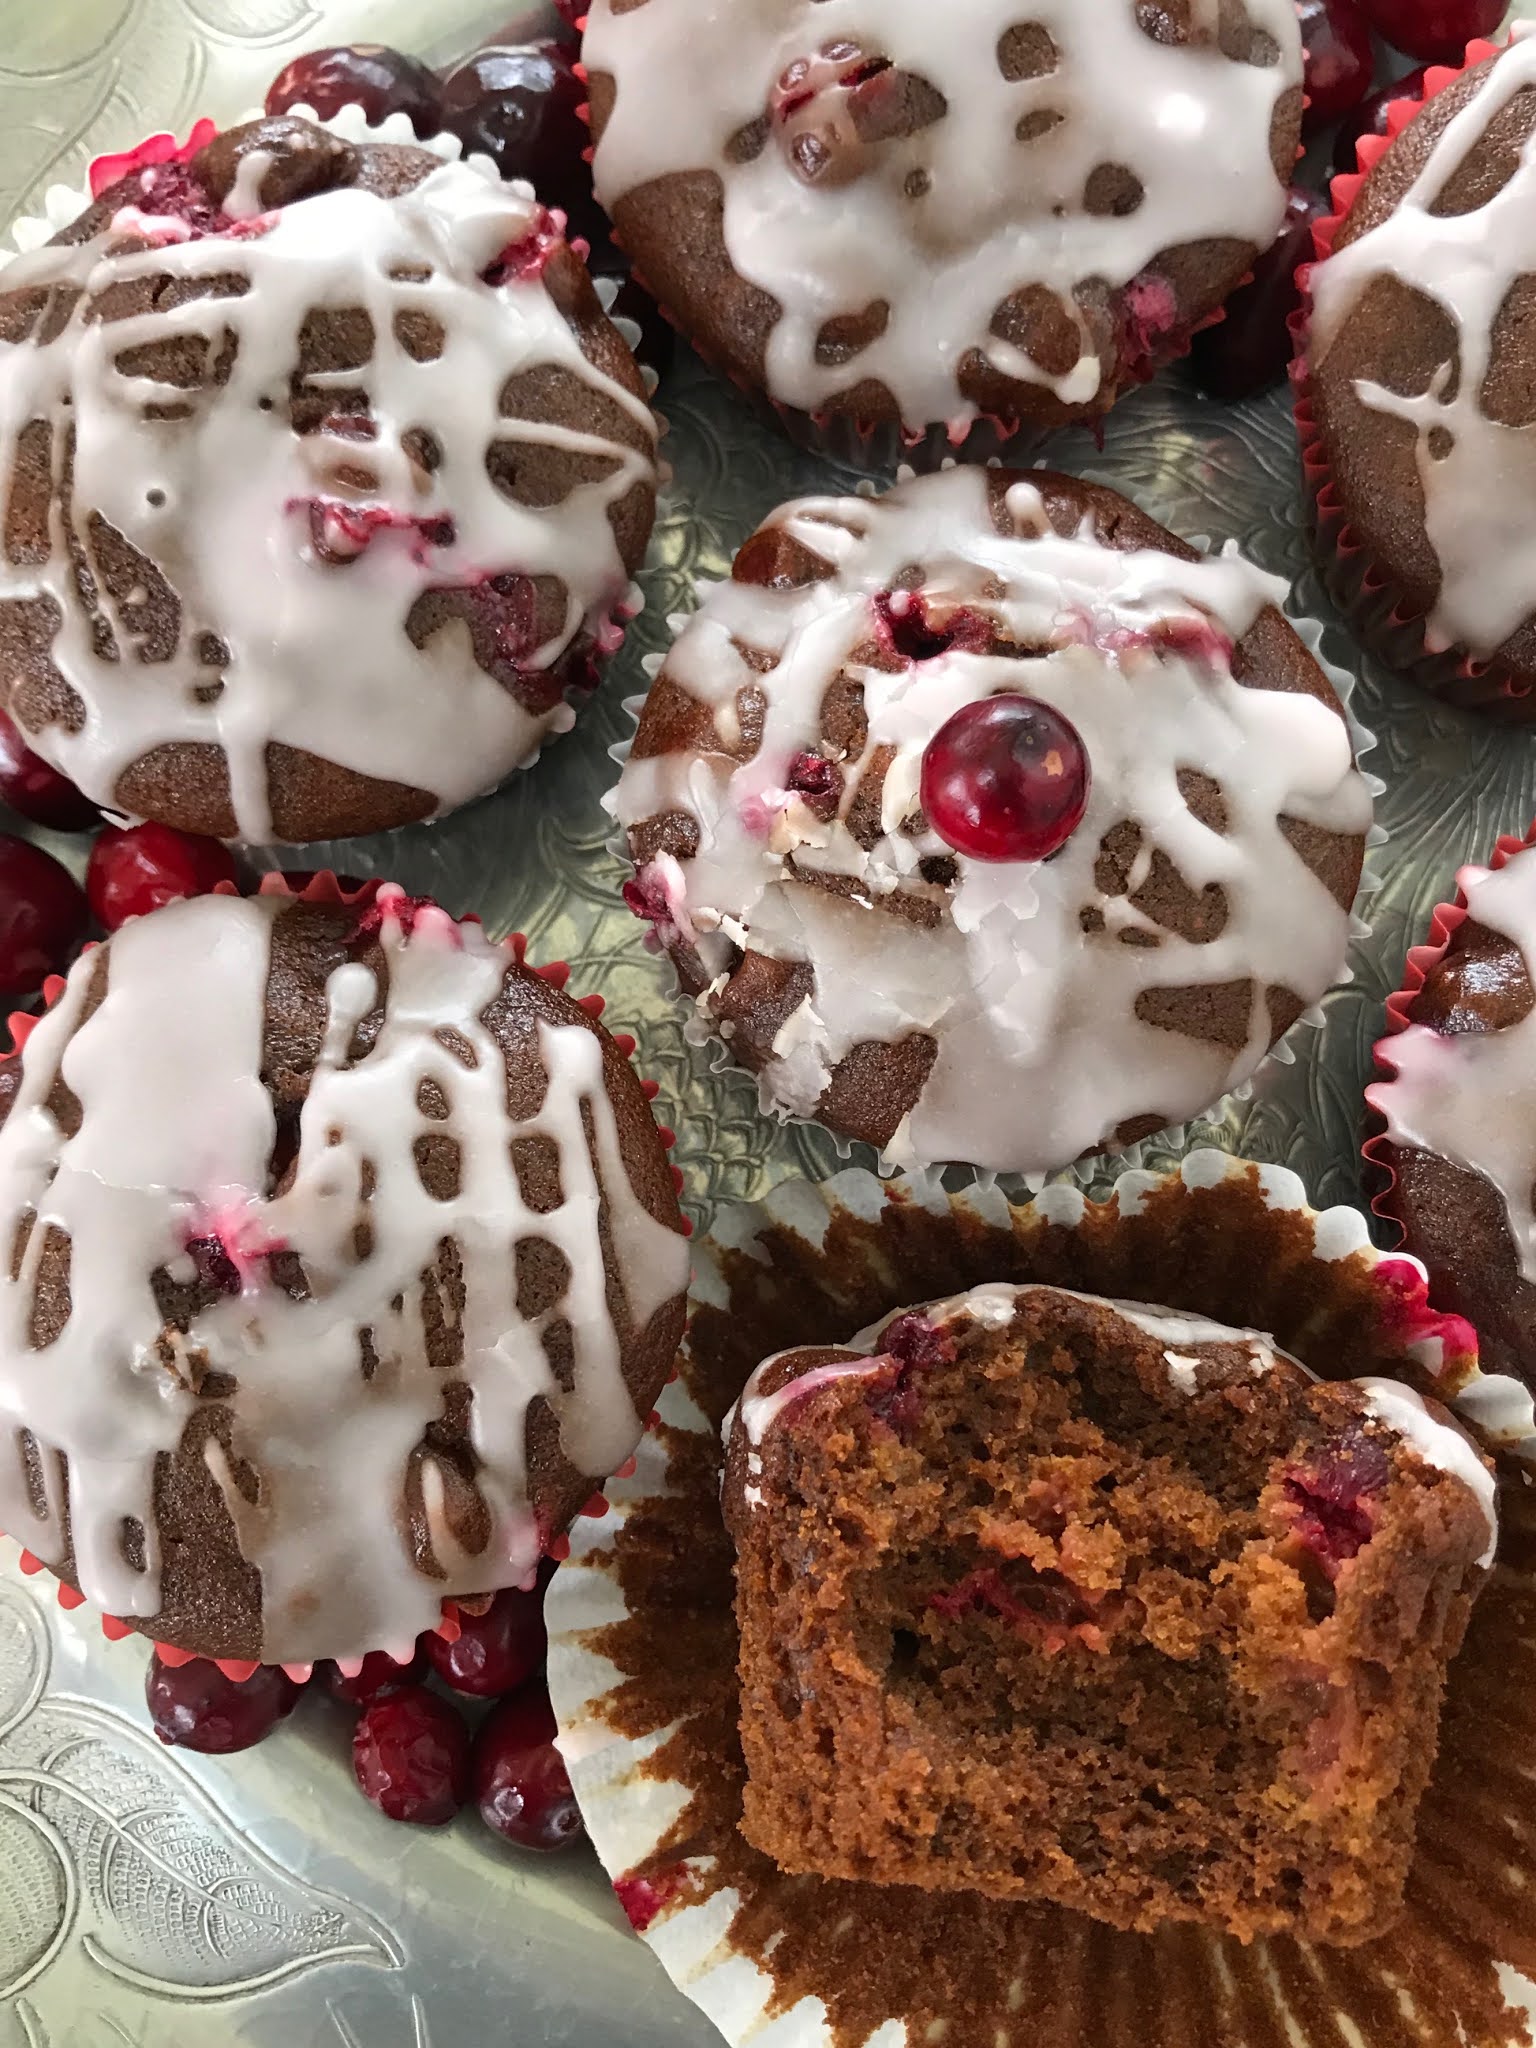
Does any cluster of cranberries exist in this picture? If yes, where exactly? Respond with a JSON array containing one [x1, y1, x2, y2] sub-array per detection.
[[1192, 0, 1500, 401], [0, 708, 242, 1001], [263, 17, 668, 370], [145, 1580, 582, 1849]]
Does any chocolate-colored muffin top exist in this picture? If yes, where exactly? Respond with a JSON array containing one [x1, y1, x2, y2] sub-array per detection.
[[0, 886, 690, 1666], [584, 0, 1301, 433], [1308, 33, 1536, 685], [1370, 842, 1536, 1400], [0, 116, 659, 843], [612, 466, 1372, 1175]]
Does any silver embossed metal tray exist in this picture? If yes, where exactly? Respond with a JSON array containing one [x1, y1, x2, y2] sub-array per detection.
[[4, 3, 1536, 2044]]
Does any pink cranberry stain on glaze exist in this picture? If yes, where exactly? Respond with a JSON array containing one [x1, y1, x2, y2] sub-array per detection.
[[482, 203, 569, 286], [771, 44, 901, 187], [622, 856, 693, 950], [294, 498, 457, 568], [921, 695, 1091, 864], [88, 121, 218, 201], [183, 1200, 288, 1298]]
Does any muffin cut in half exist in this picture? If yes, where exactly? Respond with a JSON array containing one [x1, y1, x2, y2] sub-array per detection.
[[722, 1283, 1495, 1943]]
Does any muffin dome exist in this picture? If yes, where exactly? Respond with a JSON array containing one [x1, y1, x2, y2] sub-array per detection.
[[584, 0, 1302, 438], [0, 116, 659, 841], [1305, 32, 1536, 713], [612, 467, 1372, 1175], [0, 885, 690, 1665]]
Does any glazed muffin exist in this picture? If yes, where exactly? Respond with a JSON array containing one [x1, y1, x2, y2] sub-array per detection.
[[583, 0, 1302, 446], [1302, 30, 1536, 718], [611, 466, 1373, 1176], [0, 114, 659, 841], [723, 1284, 1496, 1943], [1369, 836, 1536, 1401], [0, 884, 690, 1666]]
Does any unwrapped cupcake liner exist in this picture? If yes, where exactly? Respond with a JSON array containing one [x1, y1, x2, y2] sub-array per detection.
[[0, 109, 659, 792], [548, 1150, 1536, 2048], [1363, 819, 1536, 1354], [0, 867, 689, 1687], [1290, 38, 1534, 722], [600, 511, 1387, 1189]]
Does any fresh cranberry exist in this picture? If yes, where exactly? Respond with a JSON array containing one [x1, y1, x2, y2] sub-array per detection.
[[1356, 0, 1502, 60], [86, 822, 240, 932], [1298, 0, 1375, 128], [423, 1586, 546, 1698], [1282, 1434, 1393, 1574], [0, 711, 98, 832], [0, 835, 87, 997], [266, 45, 443, 137], [352, 1685, 472, 1825], [320, 1647, 428, 1706], [784, 752, 843, 821], [146, 1651, 300, 1753], [920, 696, 1091, 865], [1189, 185, 1331, 402], [874, 589, 991, 664], [1333, 65, 1432, 174], [439, 45, 608, 254], [473, 1685, 584, 1851]]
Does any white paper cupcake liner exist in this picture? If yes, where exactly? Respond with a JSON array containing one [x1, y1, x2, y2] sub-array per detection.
[[599, 486, 1387, 1192], [548, 1151, 1536, 2048]]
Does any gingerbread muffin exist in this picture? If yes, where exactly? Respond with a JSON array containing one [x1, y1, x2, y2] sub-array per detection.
[[1369, 837, 1536, 1402], [0, 114, 659, 841], [583, 0, 1302, 447], [723, 1284, 1496, 1944], [1303, 30, 1536, 717], [611, 466, 1373, 1175], [0, 884, 690, 1666]]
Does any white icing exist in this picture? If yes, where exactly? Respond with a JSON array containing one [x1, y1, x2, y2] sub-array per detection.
[[1309, 25, 1536, 660], [585, 0, 1299, 426], [0, 150, 657, 839], [0, 889, 689, 1663], [1368, 849, 1536, 1282], [1354, 1377, 1498, 1568], [614, 467, 1372, 1175]]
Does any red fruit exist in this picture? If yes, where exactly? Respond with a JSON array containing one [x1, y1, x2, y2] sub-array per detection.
[[1189, 184, 1330, 402], [352, 1684, 472, 1825], [266, 44, 443, 137], [1282, 1435, 1393, 1575], [86, 822, 240, 932], [473, 1685, 584, 1851], [0, 710, 99, 831], [784, 751, 844, 820], [423, 1585, 546, 1698], [1333, 64, 1432, 174], [1355, 0, 1502, 62], [873, 589, 992, 664], [920, 696, 1091, 865], [1298, 0, 1375, 128], [0, 835, 87, 997], [439, 44, 609, 254], [146, 1651, 300, 1754], [320, 1647, 428, 1706]]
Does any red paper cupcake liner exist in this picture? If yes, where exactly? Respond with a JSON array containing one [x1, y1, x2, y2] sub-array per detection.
[[1289, 38, 1536, 720], [0, 867, 689, 1686], [1362, 818, 1536, 1250], [572, 61, 1252, 474]]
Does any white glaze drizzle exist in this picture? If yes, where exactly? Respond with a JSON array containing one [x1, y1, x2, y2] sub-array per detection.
[[0, 152, 657, 839], [1309, 25, 1536, 659], [0, 889, 689, 1662], [728, 1285, 1499, 1565], [1368, 849, 1536, 1284], [585, 0, 1298, 425], [614, 468, 1372, 1175]]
